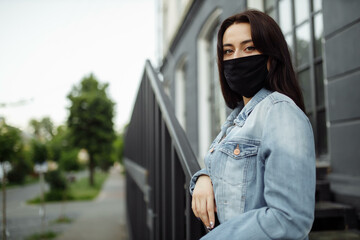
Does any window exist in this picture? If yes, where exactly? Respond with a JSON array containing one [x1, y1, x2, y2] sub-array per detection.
[[264, 0, 327, 158], [197, 8, 225, 164], [209, 25, 226, 141]]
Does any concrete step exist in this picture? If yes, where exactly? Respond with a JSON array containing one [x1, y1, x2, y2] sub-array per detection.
[[309, 230, 360, 240], [316, 163, 330, 180], [313, 201, 358, 231], [316, 180, 332, 202]]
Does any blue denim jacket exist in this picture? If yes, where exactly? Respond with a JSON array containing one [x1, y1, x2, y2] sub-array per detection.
[[190, 88, 316, 240]]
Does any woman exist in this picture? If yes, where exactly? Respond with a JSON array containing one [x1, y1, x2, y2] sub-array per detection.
[[190, 10, 315, 239]]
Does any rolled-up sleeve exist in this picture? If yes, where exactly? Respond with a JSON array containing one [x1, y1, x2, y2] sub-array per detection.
[[189, 168, 209, 195], [201, 101, 316, 240]]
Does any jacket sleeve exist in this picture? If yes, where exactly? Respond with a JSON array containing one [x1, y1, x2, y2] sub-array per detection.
[[189, 168, 209, 195], [201, 101, 316, 240]]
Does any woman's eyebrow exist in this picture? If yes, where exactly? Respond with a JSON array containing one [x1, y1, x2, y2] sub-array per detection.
[[241, 39, 253, 45], [223, 39, 253, 47]]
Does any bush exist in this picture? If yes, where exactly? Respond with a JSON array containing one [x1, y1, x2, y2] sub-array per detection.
[[7, 157, 32, 184], [99, 157, 113, 171], [45, 190, 73, 201], [59, 149, 81, 171], [45, 169, 67, 191], [27, 171, 108, 203]]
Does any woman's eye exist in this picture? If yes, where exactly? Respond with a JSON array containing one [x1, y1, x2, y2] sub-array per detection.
[[224, 49, 233, 55], [245, 46, 256, 52]]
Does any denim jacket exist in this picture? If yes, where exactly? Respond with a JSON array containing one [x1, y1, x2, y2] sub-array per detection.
[[190, 88, 316, 240]]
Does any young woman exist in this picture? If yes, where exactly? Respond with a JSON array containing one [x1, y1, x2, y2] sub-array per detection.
[[190, 10, 316, 239]]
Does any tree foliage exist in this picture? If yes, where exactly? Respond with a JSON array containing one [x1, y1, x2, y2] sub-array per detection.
[[59, 148, 81, 171], [29, 117, 54, 141], [30, 139, 47, 164], [47, 125, 69, 162], [111, 133, 124, 165], [0, 119, 31, 184], [0, 119, 23, 164], [67, 74, 115, 185], [45, 169, 67, 191]]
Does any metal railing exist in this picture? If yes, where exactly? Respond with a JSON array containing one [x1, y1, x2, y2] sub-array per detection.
[[124, 60, 206, 240]]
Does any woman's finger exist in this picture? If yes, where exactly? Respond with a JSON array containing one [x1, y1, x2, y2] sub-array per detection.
[[207, 196, 215, 229], [191, 196, 199, 218], [199, 197, 210, 228]]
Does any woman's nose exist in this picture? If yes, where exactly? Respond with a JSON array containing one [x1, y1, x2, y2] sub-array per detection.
[[233, 49, 242, 59]]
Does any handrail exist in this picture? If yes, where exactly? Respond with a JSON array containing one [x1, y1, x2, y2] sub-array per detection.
[[124, 60, 206, 240], [144, 60, 200, 179]]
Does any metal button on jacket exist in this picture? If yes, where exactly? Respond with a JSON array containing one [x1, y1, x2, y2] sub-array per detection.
[[234, 145, 240, 155]]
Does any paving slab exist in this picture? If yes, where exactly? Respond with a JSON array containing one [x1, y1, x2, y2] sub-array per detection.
[[0, 168, 128, 240], [56, 165, 128, 240]]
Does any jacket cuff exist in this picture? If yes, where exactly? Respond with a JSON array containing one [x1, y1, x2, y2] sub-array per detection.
[[189, 168, 209, 195]]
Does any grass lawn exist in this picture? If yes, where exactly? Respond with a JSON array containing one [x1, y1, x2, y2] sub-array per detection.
[[27, 171, 108, 203], [25, 231, 57, 240], [51, 216, 73, 224], [69, 171, 108, 200]]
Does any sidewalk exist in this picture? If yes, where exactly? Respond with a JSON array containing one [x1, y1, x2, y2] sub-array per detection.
[[56, 165, 128, 240]]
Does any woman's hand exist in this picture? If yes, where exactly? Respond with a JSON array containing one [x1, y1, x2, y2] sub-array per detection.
[[191, 175, 216, 230]]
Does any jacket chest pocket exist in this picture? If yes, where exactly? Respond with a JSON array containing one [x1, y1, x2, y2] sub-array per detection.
[[217, 140, 259, 186]]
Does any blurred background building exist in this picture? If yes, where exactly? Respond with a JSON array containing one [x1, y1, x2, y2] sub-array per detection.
[[157, 0, 360, 227]]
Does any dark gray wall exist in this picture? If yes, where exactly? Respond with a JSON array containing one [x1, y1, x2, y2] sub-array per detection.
[[323, 0, 360, 208], [161, 0, 246, 157], [161, 0, 360, 210]]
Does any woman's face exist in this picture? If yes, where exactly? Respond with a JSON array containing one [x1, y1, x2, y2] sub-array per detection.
[[222, 23, 262, 61]]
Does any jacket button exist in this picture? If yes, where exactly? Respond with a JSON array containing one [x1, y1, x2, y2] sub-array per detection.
[[210, 148, 214, 153], [234, 148, 240, 155]]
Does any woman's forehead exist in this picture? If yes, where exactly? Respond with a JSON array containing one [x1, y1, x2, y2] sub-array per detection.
[[223, 23, 252, 43]]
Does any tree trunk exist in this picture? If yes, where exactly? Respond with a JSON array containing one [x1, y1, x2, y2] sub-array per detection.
[[39, 172, 46, 234], [2, 164, 7, 240], [89, 159, 94, 186]]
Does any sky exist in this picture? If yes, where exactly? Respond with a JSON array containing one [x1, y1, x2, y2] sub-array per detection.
[[0, 0, 157, 133]]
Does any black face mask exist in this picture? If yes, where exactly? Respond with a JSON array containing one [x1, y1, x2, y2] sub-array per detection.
[[223, 54, 268, 98]]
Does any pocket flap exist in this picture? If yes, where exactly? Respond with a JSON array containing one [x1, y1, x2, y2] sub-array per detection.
[[219, 140, 259, 159]]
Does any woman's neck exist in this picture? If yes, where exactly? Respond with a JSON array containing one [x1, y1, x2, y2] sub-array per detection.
[[243, 96, 251, 105]]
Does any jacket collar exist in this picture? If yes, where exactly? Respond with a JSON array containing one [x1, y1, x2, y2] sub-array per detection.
[[240, 88, 272, 118], [222, 88, 272, 130]]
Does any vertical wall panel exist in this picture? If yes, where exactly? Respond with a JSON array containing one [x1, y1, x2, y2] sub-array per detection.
[[323, 0, 360, 209]]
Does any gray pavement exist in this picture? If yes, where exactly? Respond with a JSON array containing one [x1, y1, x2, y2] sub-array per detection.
[[56, 165, 128, 240], [0, 167, 128, 240]]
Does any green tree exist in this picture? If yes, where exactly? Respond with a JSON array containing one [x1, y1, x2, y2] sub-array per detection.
[[0, 120, 23, 164], [67, 73, 115, 186], [0, 119, 23, 240], [29, 117, 54, 142], [30, 139, 47, 164], [111, 132, 124, 165], [7, 151, 31, 184], [47, 126, 81, 171], [47, 125, 68, 162], [59, 149, 81, 171]]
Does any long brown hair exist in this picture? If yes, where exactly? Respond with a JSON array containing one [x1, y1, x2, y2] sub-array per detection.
[[217, 10, 305, 112]]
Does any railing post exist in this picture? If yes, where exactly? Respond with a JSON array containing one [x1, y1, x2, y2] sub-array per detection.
[[161, 119, 172, 240], [186, 189, 191, 239], [171, 146, 185, 240], [147, 76, 156, 240], [154, 102, 161, 240], [124, 61, 204, 240]]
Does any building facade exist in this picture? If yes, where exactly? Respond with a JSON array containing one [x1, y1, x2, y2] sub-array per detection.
[[159, 0, 360, 213]]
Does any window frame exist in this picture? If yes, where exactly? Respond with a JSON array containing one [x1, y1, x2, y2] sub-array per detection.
[[264, 0, 328, 158]]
